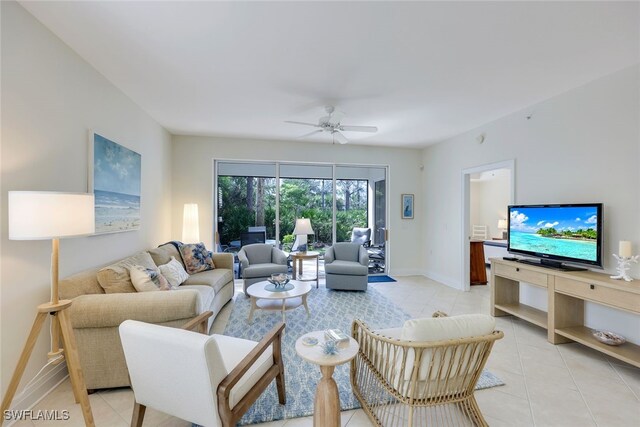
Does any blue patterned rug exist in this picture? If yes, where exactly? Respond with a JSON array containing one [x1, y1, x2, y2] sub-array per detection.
[[220, 287, 503, 425]]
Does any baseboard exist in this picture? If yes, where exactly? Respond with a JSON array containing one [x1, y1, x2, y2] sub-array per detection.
[[423, 270, 463, 290], [5, 362, 69, 424], [389, 268, 425, 277]]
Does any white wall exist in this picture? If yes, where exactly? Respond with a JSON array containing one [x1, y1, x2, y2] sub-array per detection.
[[422, 64, 640, 343], [171, 136, 423, 275], [470, 169, 510, 239], [1, 1, 172, 405]]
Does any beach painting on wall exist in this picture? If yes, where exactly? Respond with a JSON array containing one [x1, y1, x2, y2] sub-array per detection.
[[89, 132, 141, 234]]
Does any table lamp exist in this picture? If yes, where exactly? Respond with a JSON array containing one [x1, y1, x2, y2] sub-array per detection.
[[182, 203, 200, 243], [497, 219, 508, 239], [293, 218, 314, 252], [3, 191, 96, 425]]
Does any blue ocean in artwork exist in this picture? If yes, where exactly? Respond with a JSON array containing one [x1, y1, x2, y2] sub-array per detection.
[[93, 133, 141, 233], [510, 231, 596, 261], [94, 189, 140, 233]]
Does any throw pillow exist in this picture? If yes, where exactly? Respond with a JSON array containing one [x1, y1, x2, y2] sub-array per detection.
[[129, 265, 172, 292], [158, 256, 190, 287], [97, 252, 158, 294], [179, 243, 215, 274]]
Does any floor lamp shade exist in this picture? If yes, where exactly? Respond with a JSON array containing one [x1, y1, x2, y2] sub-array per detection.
[[182, 203, 200, 243], [8, 191, 95, 240]]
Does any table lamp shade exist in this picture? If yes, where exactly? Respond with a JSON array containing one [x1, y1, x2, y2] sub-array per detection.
[[293, 218, 314, 236], [9, 191, 95, 240], [497, 219, 508, 230], [182, 203, 200, 243]]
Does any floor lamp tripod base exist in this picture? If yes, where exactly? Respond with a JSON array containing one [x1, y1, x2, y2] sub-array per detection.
[[0, 300, 95, 427]]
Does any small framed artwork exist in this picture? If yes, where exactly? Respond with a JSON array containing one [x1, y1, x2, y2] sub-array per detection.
[[88, 131, 141, 234], [402, 194, 414, 219]]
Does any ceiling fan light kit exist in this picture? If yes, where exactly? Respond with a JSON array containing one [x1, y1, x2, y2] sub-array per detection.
[[285, 105, 378, 144]]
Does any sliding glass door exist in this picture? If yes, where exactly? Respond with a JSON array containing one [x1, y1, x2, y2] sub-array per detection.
[[216, 162, 276, 251], [214, 161, 388, 274], [279, 164, 333, 253]]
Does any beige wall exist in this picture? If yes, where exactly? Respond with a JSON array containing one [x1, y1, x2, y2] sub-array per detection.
[[171, 136, 423, 275], [1, 1, 172, 403], [422, 64, 640, 342]]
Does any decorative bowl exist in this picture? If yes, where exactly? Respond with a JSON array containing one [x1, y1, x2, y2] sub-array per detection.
[[592, 330, 626, 346], [268, 273, 290, 288]]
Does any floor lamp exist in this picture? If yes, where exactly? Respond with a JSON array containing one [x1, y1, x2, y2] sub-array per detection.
[[2, 191, 95, 427]]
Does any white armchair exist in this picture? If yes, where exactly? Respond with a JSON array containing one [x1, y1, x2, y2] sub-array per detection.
[[119, 314, 286, 427]]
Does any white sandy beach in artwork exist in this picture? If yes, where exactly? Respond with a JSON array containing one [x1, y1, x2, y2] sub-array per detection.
[[94, 189, 140, 233]]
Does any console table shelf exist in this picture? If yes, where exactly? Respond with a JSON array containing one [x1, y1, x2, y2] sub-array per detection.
[[494, 303, 547, 328], [555, 326, 640, 367], [491, 258, 640, 368]]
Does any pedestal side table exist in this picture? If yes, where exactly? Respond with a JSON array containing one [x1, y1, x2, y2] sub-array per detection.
[[295, 331, 359, 427]]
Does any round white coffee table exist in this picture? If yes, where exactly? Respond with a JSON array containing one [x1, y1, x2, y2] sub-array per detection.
[[295, 331, 359, 427], [246, 280, 312, 323]]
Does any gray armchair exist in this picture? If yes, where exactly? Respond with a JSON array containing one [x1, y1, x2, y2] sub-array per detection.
[[238, 243, 288, 294], [324, 242, 369, 291]]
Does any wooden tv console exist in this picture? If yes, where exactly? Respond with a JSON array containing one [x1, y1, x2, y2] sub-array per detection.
[[490, 258, 640, 368]]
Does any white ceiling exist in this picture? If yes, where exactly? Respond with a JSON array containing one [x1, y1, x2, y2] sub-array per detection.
[[20, 1, 639, 148]]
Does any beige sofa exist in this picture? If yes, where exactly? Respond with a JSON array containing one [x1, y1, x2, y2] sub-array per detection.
[[59, 243, 234, 391]]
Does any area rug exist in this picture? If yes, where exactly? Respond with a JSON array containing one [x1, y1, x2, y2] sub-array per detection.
[[222, 287, 503, 425], [368, 275, 397, 283]]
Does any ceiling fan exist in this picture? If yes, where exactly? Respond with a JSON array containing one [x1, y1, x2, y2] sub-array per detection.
[[285, 106, 378, 144]]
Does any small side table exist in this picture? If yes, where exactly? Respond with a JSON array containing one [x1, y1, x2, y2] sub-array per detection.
[[291, 251, 320, 287], [295, 331, 359, 427]]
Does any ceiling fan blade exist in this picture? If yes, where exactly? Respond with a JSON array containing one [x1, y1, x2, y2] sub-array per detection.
[[297, 129, 324, 138], [333, 131, 348, 145], [339, 125, 378, 133], [284, 120, 320, 128]]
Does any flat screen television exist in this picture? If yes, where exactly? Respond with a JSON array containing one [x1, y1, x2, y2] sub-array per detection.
[[507, 204, 603, 270]]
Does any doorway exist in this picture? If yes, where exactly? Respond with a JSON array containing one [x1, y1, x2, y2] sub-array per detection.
[[461, 160, 515, 291]]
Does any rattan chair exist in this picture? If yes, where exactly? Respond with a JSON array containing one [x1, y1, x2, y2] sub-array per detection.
[[350, 317, 503, 427]]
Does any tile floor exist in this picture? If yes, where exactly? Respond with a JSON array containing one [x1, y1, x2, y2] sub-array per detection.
[[12, 274, 640, 426]]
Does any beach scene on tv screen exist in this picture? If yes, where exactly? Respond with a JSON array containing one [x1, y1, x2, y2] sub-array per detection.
[[509, 206, 598, 261]]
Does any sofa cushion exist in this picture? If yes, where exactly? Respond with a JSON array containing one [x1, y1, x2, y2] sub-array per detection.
[[324, 260, 368, 276], [332, 242, 361, 262], [60, 268, 104, 299], [129, 265, 172, 292], [243, 263, 288, 279], [149, 243, 184, 269], [97, 252, 158, 294], [159, 256, 190, 288], [178, 285, 215, 313], [182, 269, 234, 294], [180, 243, 215, 274]]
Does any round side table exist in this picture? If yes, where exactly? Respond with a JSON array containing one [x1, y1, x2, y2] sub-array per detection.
[[295, 331, 359, 427], [290, 251, 320, 287]]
